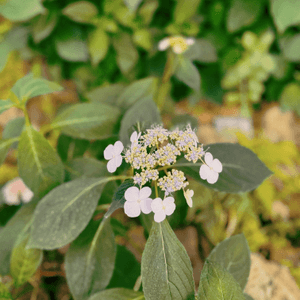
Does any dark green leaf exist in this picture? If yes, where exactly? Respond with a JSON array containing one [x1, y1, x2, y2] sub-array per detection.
[[119, 96, 161, 146], [62, 1, 98, 23], [0, 281, 12, 299], [141, 219, 195, 300], [0, 100, 14, 115], [104, 179, 134, 218], [198, 260, 245, 299], [65, 218, 116, 300], [177, 143, 273, 193], [2, 117, 25, 139], [184, 39, 218, 63], [18, 126, 64, 196], [88, 288, 144, 300], [28, 177, 112, 250], [51, 103, 121, 140], [207, 234, 251, 290]]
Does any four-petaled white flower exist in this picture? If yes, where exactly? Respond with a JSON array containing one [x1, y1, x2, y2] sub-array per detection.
[[124, 186, 152, 218], [151, 197, 176, 223], [199, 152, 223, 184], [158, 36, 195, 54], [2, 177, 34, 205], [183, 189, 194, 208], [130, 131, 141, 148], [104, 141, 124, 173]]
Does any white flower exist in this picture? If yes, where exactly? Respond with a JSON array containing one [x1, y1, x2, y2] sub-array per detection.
[[2, 177, 34, 205], [158, 36, 195, 54], [183, 189, 194, 207], [104, 141, 124, 173], [124, 186, 152, 218], [151, 197, 176, 223], [158, 37, 170, 51], [199, 152, 223, 184], [130, 131, 141, 148]]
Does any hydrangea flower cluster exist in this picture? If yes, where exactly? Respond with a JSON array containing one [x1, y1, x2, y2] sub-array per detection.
[[104, 125, 223, 223]]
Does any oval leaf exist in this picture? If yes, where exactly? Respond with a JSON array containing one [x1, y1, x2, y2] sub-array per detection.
[[88, 27, 109, 66], [18, 126, 64, 196], [66, 218, 116, 300], [28, 177, 111, 250], [51, 103, 121, 140], [62, 1, 98, 23], [88, 288, 144, 300], [207, 234, 251, 290], [0, 138, 16, 166], [141, 219, 195, 300], [281, 34, 300, 62], [177, 143, 273, 193], [173, 0, 201, 24], [0, 100, 14, 115], [198, 260, 245, 300], [2, 117, 25, 139]]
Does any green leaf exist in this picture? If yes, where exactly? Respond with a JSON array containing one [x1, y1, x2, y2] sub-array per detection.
[[0, 202, 36, 275], [270, 0, 300, 33], [32, 10, 58, 43], [10, 233, 43, 287], [123, 0, 142, 11], [207, 234, 251, 290], [177, 143, 273, 193], [119, 96, 161, 147], [141, 219, 195, 300], [113, 33, 139, 74], [3, 117, 25, 139], [139, 0, 158, 26], [104, 179, 134, 218], [116, 76, 158, 109], [18, 126, 64, 196], [51, 103, 121, 140], [133, 28, 152, 50], [65, 218, 116, 300], [183, 39, 218, 63], [85, 83, 126, 105], [279, 82, 300, 115], [88, 27, 109, 66], [227, 0, 262, 33], [28, 177, 112, 250], [0, 0, 45, 21], [0, 138, 16, 165], [88, 288, 144, 300], [244, 294, 254, 300], [280, 34, 300, 62], [0, 100, 14, 115], [62, 1, 98, 23], [175, 56, 201, 92], [198, 260, 245, 300], [11, 73, 63, 104], [0, 281, 12, 299], [173, 0, 201, 24]]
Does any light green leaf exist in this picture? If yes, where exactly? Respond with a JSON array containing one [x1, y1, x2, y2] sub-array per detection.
[[139, 0, 158, 25], [280, 34, 300, 62], [198, 260, 245, 300], [279, 82, 300, 115], [175, 56, 201, 91], [177, 143, 273, 193], [3, 117, 25, 139], [116, 76, 158, 109], [0, 100, 14, 115], [0, 138, 17, 166], [0, 0, 45, 21], [119, 96, 161, 147], [173, 0, 201, 24], [207, 234, 251, 290], [18, 125, 64, 196], [133, 28, 152, 50], [270, 0, 300, 33], [141, 219, 195, 300], [62, 1, 98, 23], [51, 103, 121, 140], [183, 38, 218, 63], [65, 218, 116, 300], [113, 33, 139, 74], [88, 27, 109, 66], [88, 288, 144, 300], [85, 83, 126, 105], [0, 281, 12, 299], [123, 0, 142, 11], [28, 177, 112, 250], [227, 0, 262, 33]]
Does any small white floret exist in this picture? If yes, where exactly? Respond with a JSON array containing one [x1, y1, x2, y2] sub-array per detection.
[[183, 189, 194, 207], [199, 152, 222, 184], [158, 37, 170, 51], [151, 197, 176, 223], [104, 141, 124, 173]]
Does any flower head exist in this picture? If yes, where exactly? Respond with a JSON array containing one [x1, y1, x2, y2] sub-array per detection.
[[183, 189, 194, 207], [158, 36, 195, 54], [151, 197, 176, 223], [124, 186, 152, 218], [199, 152, 223, 184], [104, 141, 124, 173]]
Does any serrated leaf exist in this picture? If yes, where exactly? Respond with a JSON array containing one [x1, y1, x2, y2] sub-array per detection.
[[0, 0, 45, 21], [175, 56, 201, 92], [65, 218, 116, 300], [28, 177, 112, 250], [104, 179, 134, 218], [227, 0, 262, 33], [62, 1, 98, 23], [280, 34, 300, 62], [11, 73, 63, 104], [119, 96, 161, 147], [141, 219, 195, 300], [198, 260, 245, 300], [88, 288, 144, 300], [173, 0, 201, 24], [0, 281, 12, 299], [0, 138, 16, 166], [177, 143, 273, 193], [3, 117, 25, 139], [18, 126, 64, 196], [0, 100, 14, 115], [207, 234, 251, 290], [88, 27, 109, 66], [50, 103, 121, 140]]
